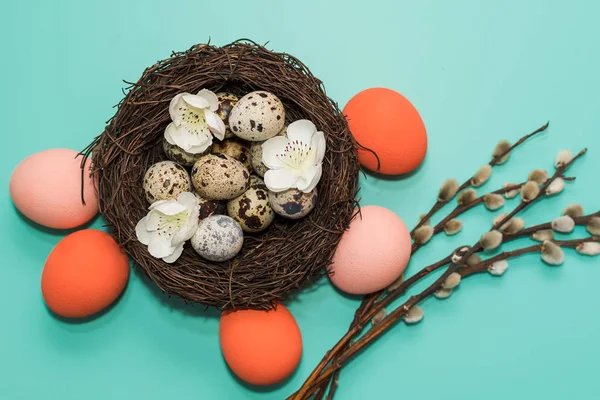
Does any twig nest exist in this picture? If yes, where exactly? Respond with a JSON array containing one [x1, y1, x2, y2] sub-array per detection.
[[587, 217, 600, 235], [438, 179, 459, 202], [444, 219, 463, 235], [480, 230, 503, 250], [541, 240, 565, 266], [215, 92, 239, 139], [403, 305, 424, 324], [555, 149, 573, 168], [249, 125, 287, 177], [493, 140, 511, 164], [163, 137, 208, 167], [212, 139, 253, 172], [546, 177, 565, 195], [483, 193, 505, 210], [471, 164, 492, 187], [528, 169, 548, 185], [192, 154, 250, 200], [191, 215, 244, 262], [563, 204, 584, 218], [143, 161, 192, 203], [532, 229, 554, 242], [503, 183, 520, 199], [521, 181, 540, 202], [488, 260, 509, 276], [458, 189, 478, 205], [552, 215, 575, 233], [577, 242, 600, 256], [227, 177, 275, 232], [229, 91, 285, 141], [269, 187, 317, 220]]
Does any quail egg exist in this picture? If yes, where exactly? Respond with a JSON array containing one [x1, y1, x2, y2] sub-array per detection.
[[250, 125, 287, 177], [195, 193, 226, 220], [191, 215, 244, 262], [191, 154, 250, 201], [269, 187, 317, 219], [162, 136, 209, 167], [143, 161, 192, 204], [212, 139, 253, 172], [227, 176, 275, 233], [216, 92, 239, 139], [228, 91, 285, 141]]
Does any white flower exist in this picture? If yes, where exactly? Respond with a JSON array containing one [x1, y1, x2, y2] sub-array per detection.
[[164, 90, 226, 154], [261, 119, 326, 193], [135, 192, 199, 263]]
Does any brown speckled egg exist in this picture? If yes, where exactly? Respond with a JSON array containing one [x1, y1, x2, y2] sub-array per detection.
[[212, 139, 253, 173], [143, 161, 191, 204], [191, 215, 244, 262], [162, 136, 209, 167], [192, 154, 250, 201], [216, 92, 239, 139], [269, 187, 318, 219], [228, 91, 285, 141], [195, 193, 227, 220], [227, 176, 275, 233], [250, 125, 287, 177]]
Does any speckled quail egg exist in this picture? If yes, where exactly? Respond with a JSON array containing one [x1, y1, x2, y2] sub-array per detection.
[[162, 136, 209, 167], [191, 215, 244, 262], [143, 161, 192, 204], [228, 91, 285, 141], [216, 92, 239, 139], [212, 139, 253, 173], [269, 187, 318, 219], [195, 192, 226, 220], [191, 154, 250, 201], [250, 125, 287, 177], [227, 176, 275, 233]]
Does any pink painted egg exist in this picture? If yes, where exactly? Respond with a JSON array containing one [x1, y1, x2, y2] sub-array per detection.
[[329, 205, 411, 294], [9, 148, 99, 229]]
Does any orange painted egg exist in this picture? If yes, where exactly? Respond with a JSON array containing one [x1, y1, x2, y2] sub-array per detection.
[[343, 88, 427, 175], [9, 148, 99, 229], [41, 230, 129, 319], [220, 304, 302, 386], [329, 205, 412, 294]]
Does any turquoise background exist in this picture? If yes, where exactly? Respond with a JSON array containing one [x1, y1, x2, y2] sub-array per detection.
[[1, 0, 599, 398]]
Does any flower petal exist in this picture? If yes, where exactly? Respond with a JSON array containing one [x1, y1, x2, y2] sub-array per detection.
[[178, 192, 199, 210], [135, 216, 151, 245], [182, 93, 211, 110], [152, 201, 187, 216], [169, 93, 188, 125], [296, 164, 322, 193], [148, 236, 177, 259], [311, 131, 326, 165], [261, 136, 289, 169], [287, 119, 317, 144], [264, 169, 298, 192], [204, 109, 226, 140], [165, 123, 192, 150], [187, 141, 212, 154], [165, 122, 179, 145], [162, 244, 184, 264], [196, 89, 219, 112]]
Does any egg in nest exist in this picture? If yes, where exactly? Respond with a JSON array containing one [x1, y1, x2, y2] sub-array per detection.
[[212, 139, 252, 173], [191, 154, 250, 201], [143, 161, 192, 204], [229, 91, 285, 141], [191, 215, 244, 262], [163, 136, 209, 167], [216, 92, 239, 139], [227, 176, 275, 232], [269, 187, 317, 220]]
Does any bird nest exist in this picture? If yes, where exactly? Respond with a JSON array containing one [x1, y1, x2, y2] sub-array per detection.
[[85, 40, 359, 310]]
